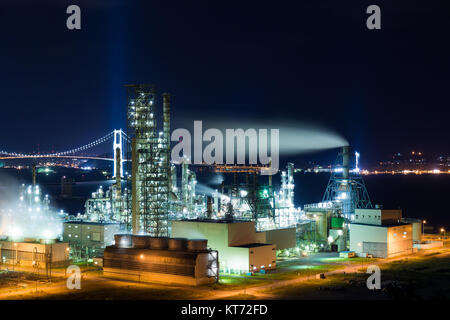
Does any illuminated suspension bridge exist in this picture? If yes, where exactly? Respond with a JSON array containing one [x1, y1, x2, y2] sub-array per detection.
[[0, 129, 129, 177]]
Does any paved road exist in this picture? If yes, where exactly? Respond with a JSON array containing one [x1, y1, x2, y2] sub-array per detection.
[[1, 248, 448, 300], [202, 248, 450, 300]]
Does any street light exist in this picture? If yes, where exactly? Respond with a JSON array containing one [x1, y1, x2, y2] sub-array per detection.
[[440, 228, 445, 239], [422, 220, 426, 236]]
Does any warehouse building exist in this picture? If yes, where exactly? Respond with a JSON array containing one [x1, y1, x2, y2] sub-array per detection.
[[171, 219, 296, 273], [0, 238, 70, 268], [354, 208, 402, 225], [63, 220, 120, 260], [102, 235, 218, 286], [350, 209, 413, 257]]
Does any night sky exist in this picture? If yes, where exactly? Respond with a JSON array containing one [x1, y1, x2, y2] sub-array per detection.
[[1, 0, 449, 166]]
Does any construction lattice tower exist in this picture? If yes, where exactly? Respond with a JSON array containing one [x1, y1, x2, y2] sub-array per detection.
[[322, 146, 372, 220], [126, 84, 170, 236]]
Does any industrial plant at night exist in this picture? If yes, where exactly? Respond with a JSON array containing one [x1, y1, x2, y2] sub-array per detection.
[[0, 82, 444, 295], [0, 1, 449, 309]]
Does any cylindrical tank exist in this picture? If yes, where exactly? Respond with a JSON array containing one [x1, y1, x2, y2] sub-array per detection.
[[115, 234, 133, 248], [132, 235, 151, 248], [149, 237, 168, 249], [187, 239, 208, 251], [168, 238, 187, 251]]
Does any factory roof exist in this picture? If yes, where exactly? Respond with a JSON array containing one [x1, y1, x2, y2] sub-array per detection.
[[232, 243, 273, 248], [64, 220, 119, 225], [175, 218, 252, 224], [104, 246, 210, 256], [350, 222, 411, 228]]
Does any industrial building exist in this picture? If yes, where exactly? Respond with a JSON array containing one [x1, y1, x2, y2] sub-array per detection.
[[354, 208, 402, 225], [127, 85, 171, 236], [349, 209, 414, 257], [84, 184, 127, 223], [0, 182, 68, 271], [68, 84, 426, 279], [349, 223, 413, 258], [205, 163, 300, 231], [0, 238, 70, 269], [303, 203, 346, 250], [82, 85, 301, 246], [401, 218, 423, 242], [171, 219, 295, 273], [63, 220, 120, 260], [322, 146, 373, 220], [103, 234, 218, 286]]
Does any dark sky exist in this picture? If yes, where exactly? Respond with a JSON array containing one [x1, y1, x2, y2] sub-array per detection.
[[1, 0, 449, 166]]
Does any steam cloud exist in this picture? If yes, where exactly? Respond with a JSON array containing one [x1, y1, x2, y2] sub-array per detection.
[[174, 119, 348, 156], [0, 173, 63, 241]]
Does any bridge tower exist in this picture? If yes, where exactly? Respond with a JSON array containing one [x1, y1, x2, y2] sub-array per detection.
[[113, 129, 124, 178]]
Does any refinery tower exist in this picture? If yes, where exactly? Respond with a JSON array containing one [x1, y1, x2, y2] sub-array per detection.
[[126, 84, 171, 236]]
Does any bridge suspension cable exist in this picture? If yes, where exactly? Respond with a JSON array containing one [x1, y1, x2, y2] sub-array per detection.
[[0, 129, 127, 158]]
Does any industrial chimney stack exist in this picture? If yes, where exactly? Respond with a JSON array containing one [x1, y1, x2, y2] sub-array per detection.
[[342, 146, 350, 180]]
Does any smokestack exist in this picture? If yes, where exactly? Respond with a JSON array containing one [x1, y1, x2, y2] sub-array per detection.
[[342, 146, 350, 179], [162, 93, 171, 149], [162, 93, 172, 207], [32, 165, 36, 187], [206, 197, 213, 219], [182, 159, 189, 204], [131, 138, 140, 234]]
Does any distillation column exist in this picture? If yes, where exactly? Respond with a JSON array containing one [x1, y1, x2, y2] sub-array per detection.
[[127, 85, 169, 236]]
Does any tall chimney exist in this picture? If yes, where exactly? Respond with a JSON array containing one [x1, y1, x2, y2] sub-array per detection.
[[163, 93, 171, 192], [342, 146, 350, 179], [162, 93, 171, 149], [131, 138, 140, 234], [206, 197, 213, 219], [32, 164, 36, 187]]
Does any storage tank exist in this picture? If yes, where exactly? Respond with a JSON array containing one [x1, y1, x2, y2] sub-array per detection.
[[149, 237, 168, 249], [168, 238, 187, 251], [132, 235, 151, 248], [187, 239, 207, 252], [115, 234, 133, 248]]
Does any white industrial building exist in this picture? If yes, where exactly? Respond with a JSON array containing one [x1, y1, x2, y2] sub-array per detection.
[[63, 220, 120, 260], [0, 239, 70, 268], [349, 208, 414, 258], [171, 219, 296, 273], [354, 208, 402, 225]]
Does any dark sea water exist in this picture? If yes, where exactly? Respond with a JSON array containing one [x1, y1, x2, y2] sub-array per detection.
[[1, 168, 448, 231]]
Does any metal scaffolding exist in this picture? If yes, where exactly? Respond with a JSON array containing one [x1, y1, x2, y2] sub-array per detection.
[[126, 84, 170, 236], [322, 146, 372, 220]]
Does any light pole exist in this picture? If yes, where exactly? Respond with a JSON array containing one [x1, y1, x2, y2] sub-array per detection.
[[422, 220, 426, 236], [440, 228, 445, 240]]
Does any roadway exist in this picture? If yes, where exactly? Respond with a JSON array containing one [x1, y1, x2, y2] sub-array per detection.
[[0, 246, 449, 300]]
